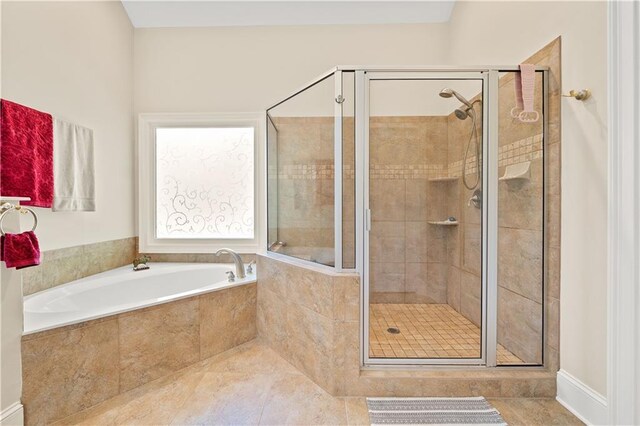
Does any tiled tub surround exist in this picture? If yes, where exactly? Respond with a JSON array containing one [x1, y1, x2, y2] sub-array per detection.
[[23, 262, 255, 334], [20, 235, 257, 296], [138, 252, 257, 264], [21, 280, 257, 425], [21, 237, 137, 295], [257, 255, 556, 398]]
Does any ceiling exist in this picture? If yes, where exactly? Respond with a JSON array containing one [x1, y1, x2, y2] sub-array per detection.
[[121, 1, 456, 28]]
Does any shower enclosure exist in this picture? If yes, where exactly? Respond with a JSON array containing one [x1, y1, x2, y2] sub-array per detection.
[[266, 67, 548, 367]]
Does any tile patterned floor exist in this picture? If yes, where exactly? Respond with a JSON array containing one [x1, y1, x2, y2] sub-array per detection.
[[369, 303, 523, 363], [53, 341, 582, 426]]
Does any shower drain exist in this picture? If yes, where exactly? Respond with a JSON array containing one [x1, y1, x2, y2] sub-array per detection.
[[387, 327, 401, 334]]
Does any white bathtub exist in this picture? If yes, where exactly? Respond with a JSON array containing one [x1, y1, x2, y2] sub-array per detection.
[[23, 262, 256, 335]]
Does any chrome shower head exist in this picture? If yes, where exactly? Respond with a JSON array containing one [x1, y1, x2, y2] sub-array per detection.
[[438, 88, 454, 98], [454, 108, 469, 120], [439, 88, 473, 108], [454, 105, 477, 120]]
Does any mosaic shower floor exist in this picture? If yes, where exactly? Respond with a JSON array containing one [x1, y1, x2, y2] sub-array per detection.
[[369, 303, 522, 363]]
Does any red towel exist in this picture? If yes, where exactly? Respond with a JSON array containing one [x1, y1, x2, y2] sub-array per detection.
[[0, 99, 54, 207], [0, 231, 41, 269]]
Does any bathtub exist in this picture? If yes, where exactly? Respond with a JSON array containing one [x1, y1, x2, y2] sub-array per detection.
[[23, 262, 256, 335]]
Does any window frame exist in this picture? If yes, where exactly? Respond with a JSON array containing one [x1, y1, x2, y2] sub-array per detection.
[[138, 113, 263, 254]]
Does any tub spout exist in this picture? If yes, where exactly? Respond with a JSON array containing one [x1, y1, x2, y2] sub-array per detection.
[[215, 248, 246, 279]]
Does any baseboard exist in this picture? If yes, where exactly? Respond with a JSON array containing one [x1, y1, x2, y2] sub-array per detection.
[[556, 369, 607, 425], [0, 403, 24, 426]]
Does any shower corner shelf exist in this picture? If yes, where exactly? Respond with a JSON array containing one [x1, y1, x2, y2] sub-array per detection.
[[428, 220, 459, 226], [499, 161, 531, 182], [428, 176, 459, 182]]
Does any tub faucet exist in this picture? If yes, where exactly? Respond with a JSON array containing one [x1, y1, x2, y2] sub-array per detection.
[[215, 248, 246, 279]]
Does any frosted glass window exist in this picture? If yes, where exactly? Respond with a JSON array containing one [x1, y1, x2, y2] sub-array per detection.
[[155, 127, 254, 239]]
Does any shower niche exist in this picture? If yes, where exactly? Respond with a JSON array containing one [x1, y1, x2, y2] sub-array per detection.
[[266, 67, 548, 368]]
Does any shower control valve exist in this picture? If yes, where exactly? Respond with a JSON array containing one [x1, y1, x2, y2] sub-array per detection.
[[467, 189, 483, 209]]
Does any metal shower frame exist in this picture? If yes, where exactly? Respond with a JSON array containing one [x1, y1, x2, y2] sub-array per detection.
[[266, 65, 550, 368]]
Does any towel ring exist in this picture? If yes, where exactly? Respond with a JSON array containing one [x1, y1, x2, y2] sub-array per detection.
[[0, 204, 38, 236]]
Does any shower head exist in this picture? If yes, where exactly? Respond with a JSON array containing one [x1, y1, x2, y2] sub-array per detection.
[[438, 88, 473, 108], [454, 108, 469, 120]]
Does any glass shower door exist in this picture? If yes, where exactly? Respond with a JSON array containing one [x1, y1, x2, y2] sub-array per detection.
[[364, 73, 487, 363]]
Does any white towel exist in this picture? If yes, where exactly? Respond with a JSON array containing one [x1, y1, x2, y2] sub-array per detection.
[[53, 118, 95, 211]]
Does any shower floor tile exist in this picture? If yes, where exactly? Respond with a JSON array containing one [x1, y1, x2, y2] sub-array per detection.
[[369, 303, 522, 363]]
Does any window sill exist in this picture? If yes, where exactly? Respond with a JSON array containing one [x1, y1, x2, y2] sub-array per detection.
[[140, 240, 258, 254]]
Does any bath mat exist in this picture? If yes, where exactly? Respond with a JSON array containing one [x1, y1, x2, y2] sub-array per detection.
[[366, 396, 507, 425]]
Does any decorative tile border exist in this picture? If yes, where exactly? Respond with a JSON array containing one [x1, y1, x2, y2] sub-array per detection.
[[272, 133, 543, 181], [498, 134, 544, 167], [448, 133, 543, 177], [369, 164, 445, 180], [278, 163, 335, 180]]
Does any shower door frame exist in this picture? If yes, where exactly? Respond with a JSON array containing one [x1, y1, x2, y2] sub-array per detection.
[[264, 65, 548, 368], [358, 70, 493, 366]]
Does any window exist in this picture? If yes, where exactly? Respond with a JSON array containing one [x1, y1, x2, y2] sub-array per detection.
[[139, 114, 261, 253]]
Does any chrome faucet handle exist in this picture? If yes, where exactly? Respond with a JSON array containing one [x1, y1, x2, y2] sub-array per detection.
[[246, 260, 256, 274], [226, 271, 235, 282], [215, 248, 246, 279]]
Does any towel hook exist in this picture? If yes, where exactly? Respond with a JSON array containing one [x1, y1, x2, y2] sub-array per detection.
[[0, 203, 38, 236], [562, 89, 591, 101]]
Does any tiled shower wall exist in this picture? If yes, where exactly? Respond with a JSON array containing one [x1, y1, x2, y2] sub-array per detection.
[[445, 40, 559, 366], [272, 115, 451, 300], [495, 71, 545, 364], [271, 117, 336, 265], [444, 105, 484, 327], [369, 116, 449, 304]]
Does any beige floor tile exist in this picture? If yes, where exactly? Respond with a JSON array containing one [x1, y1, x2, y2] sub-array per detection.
[[170, 372, 273, 425], [259, 374, 347, 425], [343, 397, 370, 426], [201, 339, 303, 377], [55, 341, 580, 426], [489, 398, 584, 425], [54, 362, 205, 426]]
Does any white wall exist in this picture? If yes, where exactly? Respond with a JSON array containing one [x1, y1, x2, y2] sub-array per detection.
[[446, 1, 608, 396], [1, 1, 135, 251], [0, 211, 25, 423], [0, 1, 133, 420], [134, 23, 448, 114]]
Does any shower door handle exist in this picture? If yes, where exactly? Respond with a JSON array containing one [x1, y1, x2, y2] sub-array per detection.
[[365, 209, 372, 231]]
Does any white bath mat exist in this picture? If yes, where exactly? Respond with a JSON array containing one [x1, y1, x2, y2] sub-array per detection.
[[366, 396, 507, 425]]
